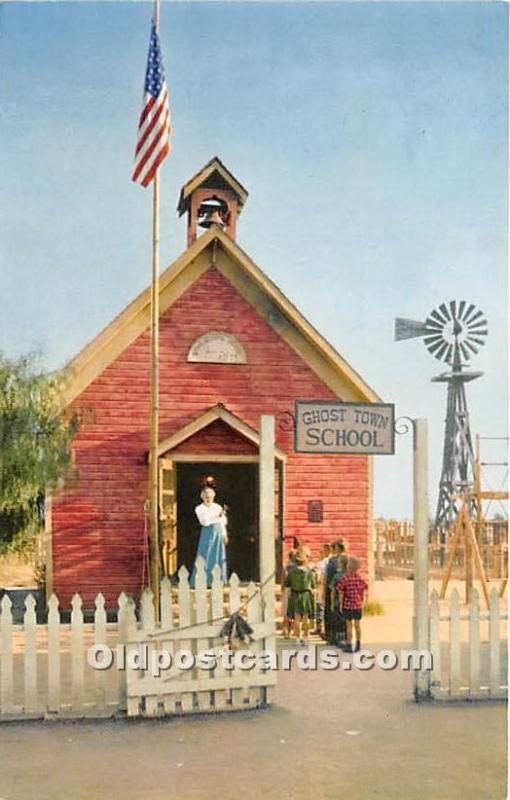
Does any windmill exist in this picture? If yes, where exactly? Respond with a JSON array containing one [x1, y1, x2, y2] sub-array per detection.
[[395, 300, 488, 531]]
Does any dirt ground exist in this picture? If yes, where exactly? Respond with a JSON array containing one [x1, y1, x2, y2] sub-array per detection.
[[0, 555, 35, 589], [0, 578, 507, 800]]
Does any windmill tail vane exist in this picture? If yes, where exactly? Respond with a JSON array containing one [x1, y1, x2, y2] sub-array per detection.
[[394, 318, 429, 341], [395, 300, 489, 531]]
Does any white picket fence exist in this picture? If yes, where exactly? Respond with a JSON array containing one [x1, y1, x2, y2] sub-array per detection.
[[0, 558, 276, 722], [428, 587, 507, 701]]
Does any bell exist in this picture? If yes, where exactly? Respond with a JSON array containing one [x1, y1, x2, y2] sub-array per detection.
[[197, 197, 227, 229]]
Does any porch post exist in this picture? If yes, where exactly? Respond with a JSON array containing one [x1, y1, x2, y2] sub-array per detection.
[[259, 415, 276, 635], [413, 418, 430, 700]]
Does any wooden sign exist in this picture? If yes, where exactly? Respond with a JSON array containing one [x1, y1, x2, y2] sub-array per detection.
[[295, 401, 395, 455]]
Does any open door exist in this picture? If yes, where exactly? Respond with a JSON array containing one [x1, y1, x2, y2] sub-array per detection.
[[159, 458, 177, 577]]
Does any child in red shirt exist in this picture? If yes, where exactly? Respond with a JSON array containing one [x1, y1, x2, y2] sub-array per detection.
[[336, 557, 368, 653]]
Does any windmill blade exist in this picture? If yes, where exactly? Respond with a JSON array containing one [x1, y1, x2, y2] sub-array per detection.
[[465, 308, 484, 325], [469, 335, 487, 347], [460, 343, 471, 362], [435, 341, 450, 361], [439, 303, 452, 322], [445, 343, 454, 364], [465, 340, 479, 356], [426, 338, 445, 357], [424, 317, 445, 332], [462, 303, 477, 323], [424, 333, 444, 345], [430, 307, 449, 324], [468, 319, 488, 331], [394, 318, 428, 341], [457, 300, 466, 320], [449, 300, 458, 320]]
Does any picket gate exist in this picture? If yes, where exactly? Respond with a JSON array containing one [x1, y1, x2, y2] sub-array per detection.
[[125, 559, 276, 717]]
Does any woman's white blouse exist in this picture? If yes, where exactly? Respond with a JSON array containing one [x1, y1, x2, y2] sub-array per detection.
[[195, 502, 226, 528]]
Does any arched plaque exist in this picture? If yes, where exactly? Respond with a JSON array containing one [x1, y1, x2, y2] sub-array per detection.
[[187, 332, 247, 364]]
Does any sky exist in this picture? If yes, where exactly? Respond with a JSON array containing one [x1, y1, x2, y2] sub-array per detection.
[[0, 1, 508, 519]]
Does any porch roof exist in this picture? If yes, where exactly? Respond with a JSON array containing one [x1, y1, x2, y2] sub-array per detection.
[[156, 404, 287, 461]]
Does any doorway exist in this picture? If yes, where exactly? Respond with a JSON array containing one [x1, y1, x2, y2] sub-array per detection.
[[176, 462, 259, 582]]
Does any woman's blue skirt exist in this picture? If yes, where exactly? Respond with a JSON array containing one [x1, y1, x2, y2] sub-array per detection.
[[191, 522, 227, 587]]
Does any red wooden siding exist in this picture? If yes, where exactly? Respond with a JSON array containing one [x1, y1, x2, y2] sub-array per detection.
[[52, 266, 369, 605], [169, 419, 258, 456]]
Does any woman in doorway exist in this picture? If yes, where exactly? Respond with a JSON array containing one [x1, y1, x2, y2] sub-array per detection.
[[191, 485, 228, 587]]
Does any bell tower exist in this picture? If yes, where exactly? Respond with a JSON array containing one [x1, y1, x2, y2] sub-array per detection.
[[177, 157, 248, 246]]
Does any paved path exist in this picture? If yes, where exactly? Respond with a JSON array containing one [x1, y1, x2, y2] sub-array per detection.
[[0, 640, 506, 800], [0, 579, 506, 799]]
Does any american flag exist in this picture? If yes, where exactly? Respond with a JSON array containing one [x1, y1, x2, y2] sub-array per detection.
[[132, 20, 171, 188]]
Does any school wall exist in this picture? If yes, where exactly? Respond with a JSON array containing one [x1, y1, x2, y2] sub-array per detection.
[[52, 266, 370, 606]]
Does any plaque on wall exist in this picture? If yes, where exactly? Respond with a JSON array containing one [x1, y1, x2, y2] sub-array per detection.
[[307, 500, 324, 523], [188, 332, 247, 364]]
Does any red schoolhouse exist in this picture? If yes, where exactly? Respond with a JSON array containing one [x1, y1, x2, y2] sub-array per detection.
[[49, 159, 381, 606]]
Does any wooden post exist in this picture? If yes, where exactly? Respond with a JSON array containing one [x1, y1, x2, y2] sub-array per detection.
[[367, 456, 375, 588], [469, 588, 480, 696], [439, 510, 463, 599], [465, 507, 473, 604], [466, 514, 490, 607], [148, 0, 162, 615], [376, 524, 384, 572], [429, 590, 441, 693], [94, 593, 107, 708], [71, 593, 85, 712], [259, 415, 276, 702], [474, 434, 483, 546], [47, 594, 60, 714], [413, 418, 430, 701], [489, 588, 501, 696], [259, 415, 276, 597], [0, 595, 14, 715], [24, 594, 38, 714], [117, 592, 129, 712], [449, 589, 461, 695], [44, 493, 53, 599]]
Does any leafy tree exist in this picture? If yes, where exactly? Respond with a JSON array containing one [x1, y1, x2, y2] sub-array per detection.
[[0, 353, 79, 554]]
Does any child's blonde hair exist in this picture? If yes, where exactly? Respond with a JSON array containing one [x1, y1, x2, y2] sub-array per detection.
[[347, 557, 360, 571]]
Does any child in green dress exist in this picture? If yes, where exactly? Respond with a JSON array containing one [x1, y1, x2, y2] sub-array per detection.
[[284, 552, 315, 644], [282, 549, 297, 639]]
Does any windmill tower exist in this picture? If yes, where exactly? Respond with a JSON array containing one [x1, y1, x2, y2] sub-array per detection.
[[395, 301, 488, 531]]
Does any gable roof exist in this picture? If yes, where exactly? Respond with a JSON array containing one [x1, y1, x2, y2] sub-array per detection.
[[177, 157, 249, 217], [61, 226, 381, 408], [157, 404, 287, 460]]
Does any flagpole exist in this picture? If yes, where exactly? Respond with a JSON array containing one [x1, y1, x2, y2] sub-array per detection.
[[149, 0, 161, 615]]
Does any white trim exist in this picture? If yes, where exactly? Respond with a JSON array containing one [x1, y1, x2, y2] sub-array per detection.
[[171, 454, 260, 463], [157, 404, 287, 461]]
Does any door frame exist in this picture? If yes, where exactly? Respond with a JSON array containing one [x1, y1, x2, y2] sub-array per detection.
[[158, 452, 285, 580]]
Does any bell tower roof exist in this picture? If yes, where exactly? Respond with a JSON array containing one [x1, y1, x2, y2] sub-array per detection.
[[177, 157, 248, 246], [177, 156, 248, 217]]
